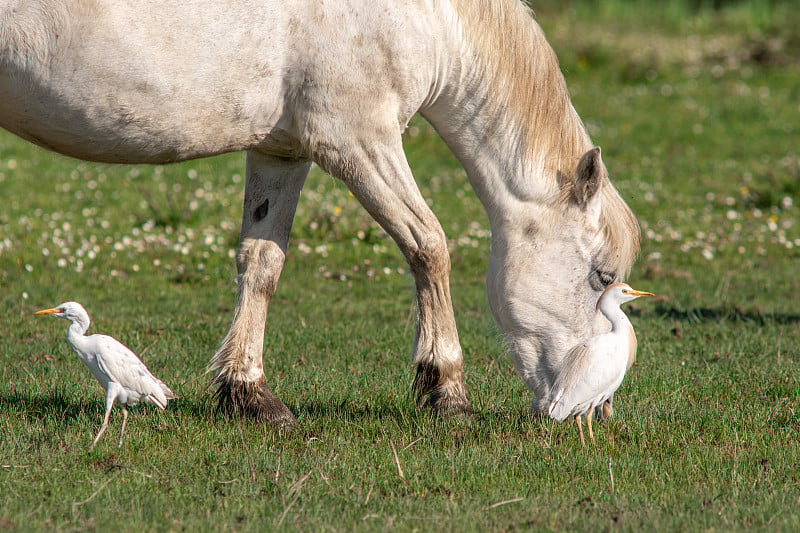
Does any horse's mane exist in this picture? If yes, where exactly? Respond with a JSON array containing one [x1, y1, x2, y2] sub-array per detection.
[[451, 0, 639, 276], [597, 181, 641, 278]]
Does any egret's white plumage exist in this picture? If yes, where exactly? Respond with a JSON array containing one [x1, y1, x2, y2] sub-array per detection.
[[548, 283, 653, 446], [35, 302, 176, 451]]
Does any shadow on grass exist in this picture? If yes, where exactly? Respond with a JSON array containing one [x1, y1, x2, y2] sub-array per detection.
[[655, 305, 800, 325], [286, 399, 404, 425], [293, 400, 537, 431], [0, 390, 402, 426], [0, 389, 99, 423], [1, 388, 193, 428], [173, 395, 484, 429], [0, 385, 598, 431], [174, 395, 221, 421]]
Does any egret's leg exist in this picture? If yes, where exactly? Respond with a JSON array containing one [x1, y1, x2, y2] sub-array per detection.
[[587, 409, 595, 444], [210, 153, 310, 425], [89, 409, 111, 451], [90, 392, 116, 451], [117, 407, 129, 448], [575, 414, 586, 448], [319, 131, 471, 417]]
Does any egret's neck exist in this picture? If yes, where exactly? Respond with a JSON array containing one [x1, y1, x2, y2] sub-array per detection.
[[65, 317, 90, 347], [598, 301, 633, 333]]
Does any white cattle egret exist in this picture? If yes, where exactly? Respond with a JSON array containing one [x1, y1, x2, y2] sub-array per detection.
[[35, 302, 177, 451], [548, 283, 654, 447]]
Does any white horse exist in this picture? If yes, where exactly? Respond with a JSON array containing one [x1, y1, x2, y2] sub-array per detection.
[[1, 0, 639, 423]]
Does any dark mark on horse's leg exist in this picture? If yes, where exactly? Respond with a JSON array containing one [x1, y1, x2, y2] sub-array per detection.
[[254, 198, 269, 222]]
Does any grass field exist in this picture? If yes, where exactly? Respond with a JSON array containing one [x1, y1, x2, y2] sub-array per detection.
[[2, 1, 800, 530]]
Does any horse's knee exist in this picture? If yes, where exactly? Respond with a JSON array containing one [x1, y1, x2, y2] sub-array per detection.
[[236, 238, 285, 297], [405, 229, 451, 280]]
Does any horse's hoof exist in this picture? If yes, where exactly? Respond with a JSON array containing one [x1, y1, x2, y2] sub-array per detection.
[[413, 362, 472, 418], [426, 395, 474, 419], [214, 377, 297, 427]]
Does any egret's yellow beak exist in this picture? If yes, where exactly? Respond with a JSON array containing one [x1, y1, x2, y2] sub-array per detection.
[[34, 307, 61, 316], [626, 289, 655, 297]]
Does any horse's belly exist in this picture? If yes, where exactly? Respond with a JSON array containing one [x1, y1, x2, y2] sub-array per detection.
[[0, 77, 277, 164]]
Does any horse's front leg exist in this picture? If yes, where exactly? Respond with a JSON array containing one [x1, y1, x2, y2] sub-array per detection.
[[320, 134, 472, 417], [209, 151, 310, 424]]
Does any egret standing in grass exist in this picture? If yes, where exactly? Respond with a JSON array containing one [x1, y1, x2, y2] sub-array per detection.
[[548, 283, 654, 447], [35, 302, 177, 451]]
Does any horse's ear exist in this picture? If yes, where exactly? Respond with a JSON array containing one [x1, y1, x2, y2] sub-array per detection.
[[573, 147, 605, 216]]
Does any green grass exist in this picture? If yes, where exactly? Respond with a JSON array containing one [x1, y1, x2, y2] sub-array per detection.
[[2, 1, 800, 530]]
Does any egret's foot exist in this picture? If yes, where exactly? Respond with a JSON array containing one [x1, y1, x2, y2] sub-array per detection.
[[117, 407, 129, 448], [413, 361, 473, 418], [214, 377, 296, 427], [89, 423, 109, 452]]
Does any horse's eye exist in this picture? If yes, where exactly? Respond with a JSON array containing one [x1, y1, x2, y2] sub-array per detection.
[[590, 269, 616, 290], [599, 271, 615, 286]]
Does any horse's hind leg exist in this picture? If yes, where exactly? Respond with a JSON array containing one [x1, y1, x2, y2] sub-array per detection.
[[318, 133, 472, 417], [209, 152, 310, 425]]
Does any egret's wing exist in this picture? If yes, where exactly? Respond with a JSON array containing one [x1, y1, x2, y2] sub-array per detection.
[[91, 335, 175, 407], [548, 337, 626, 421], [551, 342, 596, 399]]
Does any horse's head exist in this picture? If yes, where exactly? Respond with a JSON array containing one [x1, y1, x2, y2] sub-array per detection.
[[486, 148, 640, 413]]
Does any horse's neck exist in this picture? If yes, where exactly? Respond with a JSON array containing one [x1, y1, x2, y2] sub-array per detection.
[[421, 102, 525, 220], [421, 0, 591, 228]]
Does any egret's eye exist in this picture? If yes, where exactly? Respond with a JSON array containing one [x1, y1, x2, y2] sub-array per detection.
[[590, 269, 616, 291]]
